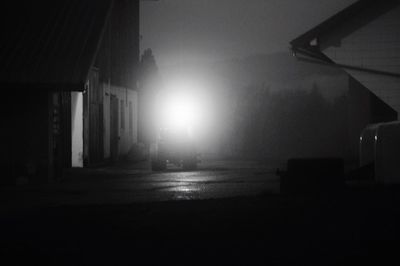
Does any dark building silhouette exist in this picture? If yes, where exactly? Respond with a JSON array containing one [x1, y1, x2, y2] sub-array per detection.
[[0, 0, 141, 185]]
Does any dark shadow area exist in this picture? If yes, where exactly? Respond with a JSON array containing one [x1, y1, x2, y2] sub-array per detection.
[[2, 186, 400, 265]]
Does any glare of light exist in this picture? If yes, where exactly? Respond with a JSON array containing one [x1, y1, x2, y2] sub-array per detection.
[[157, 80, 205, 136], [160, 93, 199, 130]]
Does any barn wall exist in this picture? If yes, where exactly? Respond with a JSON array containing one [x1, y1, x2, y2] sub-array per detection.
[[103, 83, 138, 160], [322, 5, 400, 114], [50, 91, 72, 181], [16, 90, 50, 184], [0, 88, 72, 185], [95, 0, 140, 89], [84, 0, 140, 164], [83, 68, 104, 166], [103, 84, 111, 159]]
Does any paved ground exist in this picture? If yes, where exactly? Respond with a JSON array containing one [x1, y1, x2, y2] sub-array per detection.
[[0, 159, 280, 211], [1, 160, 400, 265]]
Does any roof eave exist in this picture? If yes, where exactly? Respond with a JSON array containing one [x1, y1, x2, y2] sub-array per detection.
[[290, 0, 400, 52], [0, 81, 86, 91]]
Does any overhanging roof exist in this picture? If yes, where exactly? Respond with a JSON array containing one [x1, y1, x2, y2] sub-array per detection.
[[0, 0, 113, 91], [291, 0, 400, 52]]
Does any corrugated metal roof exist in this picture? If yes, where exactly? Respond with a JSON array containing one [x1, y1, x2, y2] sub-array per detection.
[[0, 0, 112, 90]]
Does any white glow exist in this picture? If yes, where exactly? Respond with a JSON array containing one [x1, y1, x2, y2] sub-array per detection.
[[71, 92, 83, 167], [160, 93, 199, 130], [157, 80, 206, 136]]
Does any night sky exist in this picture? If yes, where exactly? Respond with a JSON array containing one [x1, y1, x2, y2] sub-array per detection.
[[140, 0, 356, 68]]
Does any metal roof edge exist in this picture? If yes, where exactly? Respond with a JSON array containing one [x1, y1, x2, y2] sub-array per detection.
[[82, 0, 114, 86], [0, 81, 85, 91], [290, 0, 400, 50]]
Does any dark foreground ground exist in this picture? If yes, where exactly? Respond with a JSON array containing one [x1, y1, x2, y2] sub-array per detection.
[[1, 160, 400, 265]]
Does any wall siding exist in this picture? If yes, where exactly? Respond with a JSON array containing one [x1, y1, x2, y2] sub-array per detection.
[[103, 83, 138, 160], [323, 5, 400, 114]]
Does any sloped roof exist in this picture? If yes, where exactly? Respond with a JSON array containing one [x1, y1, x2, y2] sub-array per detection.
[[0, 0, 112, 90], [291, 0, 400, 51]]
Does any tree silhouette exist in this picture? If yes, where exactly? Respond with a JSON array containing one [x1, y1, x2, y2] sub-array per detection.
[[138, 49, 160, 146], [223, 83, 348, 161]]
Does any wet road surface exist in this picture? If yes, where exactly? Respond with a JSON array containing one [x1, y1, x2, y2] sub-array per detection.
[[2, 160, 400, 265], [0, 160, 280, 210]]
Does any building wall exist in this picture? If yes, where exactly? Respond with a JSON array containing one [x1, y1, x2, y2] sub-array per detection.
[[80, 80, 138, 165], [103, 83, 138, 160], [80, 0, 140, 165], [103, 85, 111, 159], [95, 0, 140, 88], [16, 90, 50, 184], [0, 88, 71, 184], [322, 5, 400, 114], [83, 69, 104, 165], [50, 91, 72, 181]]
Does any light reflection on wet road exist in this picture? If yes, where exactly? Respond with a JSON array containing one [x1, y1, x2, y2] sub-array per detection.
[[107, 161, 280, 202], [0, 160, 280, 209]]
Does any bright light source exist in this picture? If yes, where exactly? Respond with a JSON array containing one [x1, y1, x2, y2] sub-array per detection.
[[156, 79, 205, 136], [161, 94, 199, 129]]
